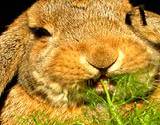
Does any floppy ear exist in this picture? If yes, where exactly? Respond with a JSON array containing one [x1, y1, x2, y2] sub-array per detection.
[[0, 13, 30, 95], [128, 6, 160, 44]]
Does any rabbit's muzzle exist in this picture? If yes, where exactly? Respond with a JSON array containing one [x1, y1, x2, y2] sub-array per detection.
[[22, 35, 159, 106]]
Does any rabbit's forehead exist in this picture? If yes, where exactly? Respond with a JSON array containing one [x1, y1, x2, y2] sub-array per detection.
[[28, 0, 130, 30]]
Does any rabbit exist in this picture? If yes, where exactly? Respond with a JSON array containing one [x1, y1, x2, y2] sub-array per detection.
[[0, 0, 160, 124]]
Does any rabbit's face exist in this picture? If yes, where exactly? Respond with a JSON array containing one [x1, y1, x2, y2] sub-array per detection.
[[19, 0, 159, 106]]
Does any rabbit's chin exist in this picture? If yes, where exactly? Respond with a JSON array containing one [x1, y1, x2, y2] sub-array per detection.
[[20, 70, 110, 107]]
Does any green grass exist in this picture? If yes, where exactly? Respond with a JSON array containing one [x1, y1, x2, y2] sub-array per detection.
[[17, 73, 160, 125]]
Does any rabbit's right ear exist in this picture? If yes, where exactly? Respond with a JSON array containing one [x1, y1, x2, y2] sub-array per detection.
[[0, 13, 30, 95]]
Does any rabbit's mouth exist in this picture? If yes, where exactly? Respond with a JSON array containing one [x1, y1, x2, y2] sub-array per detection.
[[86, 75, 115, 94]]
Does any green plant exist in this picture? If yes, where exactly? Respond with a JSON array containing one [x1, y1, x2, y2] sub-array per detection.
[[17, 73, 160, 125]]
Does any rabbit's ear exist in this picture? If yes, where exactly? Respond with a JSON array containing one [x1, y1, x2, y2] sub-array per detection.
[[128, 6, 160, 44], [0, 13, 30, 95]]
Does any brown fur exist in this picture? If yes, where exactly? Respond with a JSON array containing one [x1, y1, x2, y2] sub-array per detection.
[[0, 0, 160, 124], [128, 6, 160, 44]]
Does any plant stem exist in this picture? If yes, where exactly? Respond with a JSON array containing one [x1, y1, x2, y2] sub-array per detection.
[[101, 80, 123, 125]]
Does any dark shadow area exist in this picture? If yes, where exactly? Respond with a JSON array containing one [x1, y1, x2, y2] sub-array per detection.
[[0, 0, 36, 33], [0, 75, 18, 113], [130, 0, 160, 15]]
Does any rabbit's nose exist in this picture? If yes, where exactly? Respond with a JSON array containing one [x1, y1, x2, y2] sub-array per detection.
[[86, 44, 118, 69]]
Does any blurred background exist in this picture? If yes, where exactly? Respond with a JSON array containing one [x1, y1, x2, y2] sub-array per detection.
[[0, 0, 35, 33], [0, 0, 159, 34]]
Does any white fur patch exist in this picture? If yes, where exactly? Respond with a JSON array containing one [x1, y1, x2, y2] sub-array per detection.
[[80, 56, 99, 76], [32, 71, 62, 92], [32, 70, 49, 83], [107, 50, 125, 72]]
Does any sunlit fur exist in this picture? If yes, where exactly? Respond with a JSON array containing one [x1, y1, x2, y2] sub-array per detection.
[[0, 0, 160, 124]]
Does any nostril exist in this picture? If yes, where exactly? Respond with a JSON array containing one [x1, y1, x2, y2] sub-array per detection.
[[88, 59, 117, 75], [87, 49, 118, 71], [86, 45, 118, 69]]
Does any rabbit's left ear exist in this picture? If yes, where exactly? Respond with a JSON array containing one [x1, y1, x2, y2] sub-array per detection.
[[0, 13, 30, 95], [126, 6, 160, 44]]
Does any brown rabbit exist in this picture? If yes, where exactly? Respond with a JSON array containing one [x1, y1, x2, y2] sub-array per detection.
[[0, 0, 160, 124]]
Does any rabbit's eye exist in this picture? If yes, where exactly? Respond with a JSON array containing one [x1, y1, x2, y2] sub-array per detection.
[[125, 12, 132, 25], [30, 27, 51, 38]]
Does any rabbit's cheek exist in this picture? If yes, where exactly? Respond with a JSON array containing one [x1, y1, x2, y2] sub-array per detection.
[[108, 40, 157, 74], [123, 43, 159, 72], [43, 46, 99, 85], [29, 41, 59, 73], [29, 41, 48, 64]]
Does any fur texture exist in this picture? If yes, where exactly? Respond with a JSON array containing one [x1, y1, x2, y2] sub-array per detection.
[[0, 0, 160, 124]]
